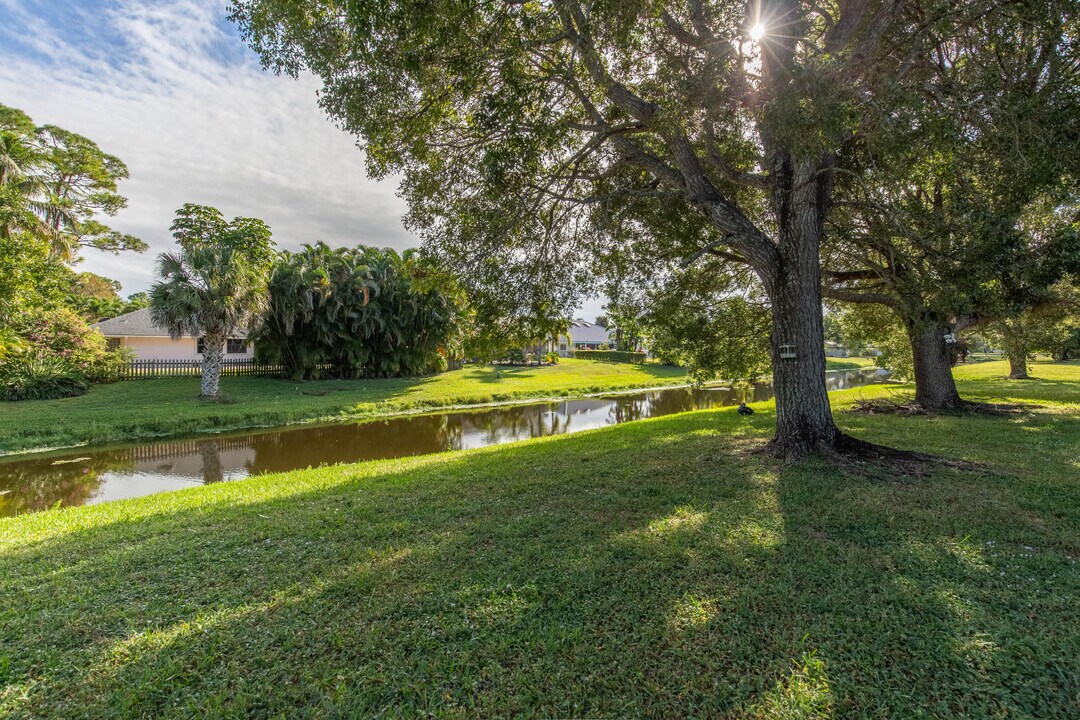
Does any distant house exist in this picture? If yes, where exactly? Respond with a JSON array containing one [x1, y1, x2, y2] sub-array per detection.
[[552, 319, 614, 357], [93, 308, 252, 361], [824, 341, 849, 358]]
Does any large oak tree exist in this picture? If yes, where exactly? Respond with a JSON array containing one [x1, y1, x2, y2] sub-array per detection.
[[232, 0, 1015, 457], [822, 0, 1079, 408]]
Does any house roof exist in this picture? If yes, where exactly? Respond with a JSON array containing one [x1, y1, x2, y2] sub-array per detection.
[[567, 319, 613, 345], [92, 308, 249, 338], [93, 308, 173, 337]]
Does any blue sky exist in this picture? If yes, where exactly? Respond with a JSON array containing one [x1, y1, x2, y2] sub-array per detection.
[[0, 0, 606, 319], [0, 0, 409, 291]]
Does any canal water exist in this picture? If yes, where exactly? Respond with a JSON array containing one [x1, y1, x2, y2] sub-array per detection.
[[0, 368, 889, 516]]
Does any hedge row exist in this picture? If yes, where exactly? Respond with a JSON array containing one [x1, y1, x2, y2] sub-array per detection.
[[571, 350, 647, 364]]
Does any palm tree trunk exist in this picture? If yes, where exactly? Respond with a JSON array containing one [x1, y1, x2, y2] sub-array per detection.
[[201, 332, 225, 398]]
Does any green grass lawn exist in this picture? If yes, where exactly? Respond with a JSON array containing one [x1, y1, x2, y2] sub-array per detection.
[[821, 355, 876, 370], [1, 360, 1077, 717], [0, 359, 692, 455], [0, 357, 876, 455]]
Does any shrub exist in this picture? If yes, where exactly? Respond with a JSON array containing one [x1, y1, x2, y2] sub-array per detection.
[[7, 308, 132, 389], [424, 352, 448, 375], [572, 349, 647, 364], [0, 328, 25, 361], [15, 308, 103, 363], [84, 344, 134, 383], [0, 353, 90, 401], [507, 348, 525, 365], [543, 351, 560, 364], [598, 342, 610, 351]]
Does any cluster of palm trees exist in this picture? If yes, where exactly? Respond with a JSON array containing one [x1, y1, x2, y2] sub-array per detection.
[[252, 242, 466, 380]]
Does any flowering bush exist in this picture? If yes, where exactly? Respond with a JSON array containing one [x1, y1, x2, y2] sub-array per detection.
[[0, 309, 133, 400]]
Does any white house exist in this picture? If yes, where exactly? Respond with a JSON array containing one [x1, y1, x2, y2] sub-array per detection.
[[551, 319, 615, 357], [93, 308, 252, 361]]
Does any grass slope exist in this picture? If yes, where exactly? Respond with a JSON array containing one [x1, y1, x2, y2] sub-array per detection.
[[0, 359, 689, 454], [818, 355, 876, 370], [0, 357, 875, 455], [1, 360, 1077, 717]]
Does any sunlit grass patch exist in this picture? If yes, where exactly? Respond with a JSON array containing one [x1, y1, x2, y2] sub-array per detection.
[[668, 592, 718, 631], [749, 651, 833, 720]]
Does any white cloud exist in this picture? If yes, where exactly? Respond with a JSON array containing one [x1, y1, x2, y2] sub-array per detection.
[[0, 0, 412, 295]]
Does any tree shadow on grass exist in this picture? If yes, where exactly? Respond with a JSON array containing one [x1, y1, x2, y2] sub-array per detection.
[[1, 413, 1078, 717]]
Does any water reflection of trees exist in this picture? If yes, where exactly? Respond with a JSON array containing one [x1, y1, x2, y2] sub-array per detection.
[[606, 386, 766, 425], [246, 413, 457, 474], [0, 452, 133, 517], [457, 404, 567, 447]]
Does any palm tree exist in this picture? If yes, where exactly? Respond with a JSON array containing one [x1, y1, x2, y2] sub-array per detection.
[[150, 205, 273, 398]]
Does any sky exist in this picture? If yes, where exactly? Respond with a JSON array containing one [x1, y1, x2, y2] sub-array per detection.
[[0, 0, 609, 321]]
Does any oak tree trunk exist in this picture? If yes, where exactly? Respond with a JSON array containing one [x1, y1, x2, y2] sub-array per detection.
[[768, 268, 839, 459], [201, 331, 225, 398], [759, 156, 841, 459], [1007, 350, 1029, 379], [908, 318, 963, 409]]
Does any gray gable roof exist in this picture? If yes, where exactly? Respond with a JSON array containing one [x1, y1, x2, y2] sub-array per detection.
[[567, 319, 612, 344], [93, 308, 172, 337], [93, 308, 249, 338]]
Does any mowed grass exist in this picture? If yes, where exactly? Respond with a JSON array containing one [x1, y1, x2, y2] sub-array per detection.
[[0, 359, 690, 454], [1, 360, 1077, 717], [819, 355, 876, 370], [0, 357, 875, 454]]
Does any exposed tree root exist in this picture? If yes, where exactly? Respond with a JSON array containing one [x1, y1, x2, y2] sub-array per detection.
[[848, 397, 1033, 418], [827, 432, 976, 479], [750, 431, 982, 478]]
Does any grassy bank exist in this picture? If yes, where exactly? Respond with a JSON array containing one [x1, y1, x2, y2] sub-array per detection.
[[1, 360, 1077, 717], [819, 355, 876, 370], [0, 359, 690, 454], [0, 357, 875, 455]]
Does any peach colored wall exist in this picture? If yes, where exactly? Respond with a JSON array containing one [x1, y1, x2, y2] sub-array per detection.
[[120, 337, 251, 361]]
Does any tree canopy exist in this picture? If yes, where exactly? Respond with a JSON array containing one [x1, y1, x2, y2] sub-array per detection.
[[821, 3, 1079, 406], [231, 0, 1001, 456], [0, 102, 146, 260], [1, 101, 147, 335]]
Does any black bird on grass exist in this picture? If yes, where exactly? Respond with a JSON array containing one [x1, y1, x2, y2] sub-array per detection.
[[737, 402, 754, 416]]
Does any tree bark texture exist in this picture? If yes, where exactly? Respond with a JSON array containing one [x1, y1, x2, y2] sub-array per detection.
[[757, 156, 841, 459], [1007, 350, 1029, 379], [200, 331, 225, 398], [907, 318, 964, 409]]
